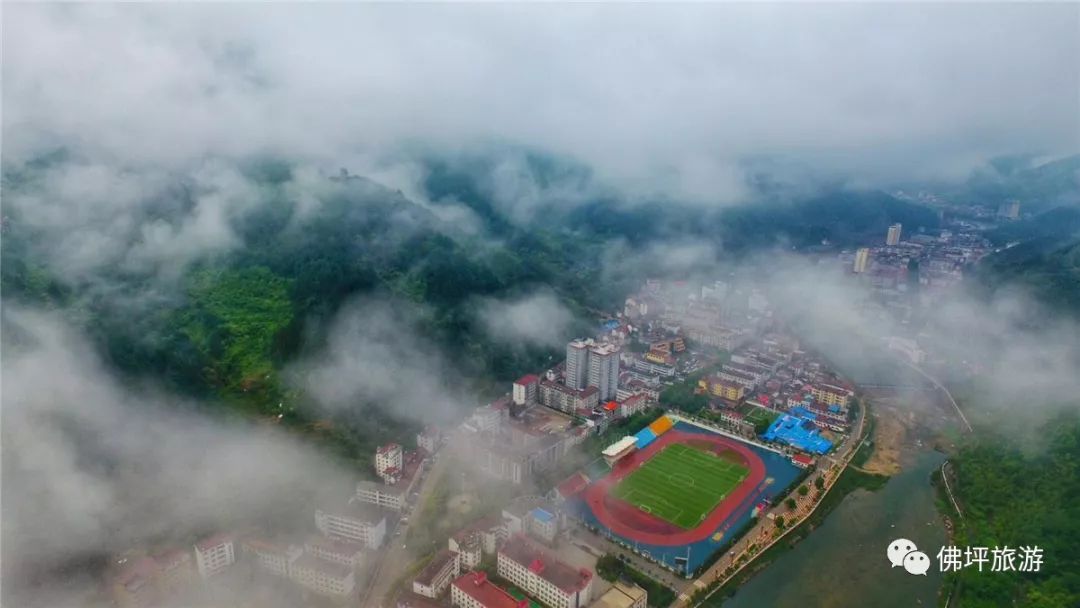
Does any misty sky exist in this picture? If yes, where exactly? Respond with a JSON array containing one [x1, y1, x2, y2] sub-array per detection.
[[5, 3, 1079, 202]]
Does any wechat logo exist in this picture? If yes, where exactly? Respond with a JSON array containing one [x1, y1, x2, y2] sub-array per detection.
[[888, 538, 930, 575]]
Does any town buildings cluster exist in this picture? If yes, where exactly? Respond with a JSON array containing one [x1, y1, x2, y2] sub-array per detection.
[[108, 435, 440, 607]]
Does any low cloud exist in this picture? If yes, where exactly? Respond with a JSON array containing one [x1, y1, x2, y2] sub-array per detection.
[[287, 297, 472, 422], [476, 290, 578, 349], [1, 308, 356, 607]]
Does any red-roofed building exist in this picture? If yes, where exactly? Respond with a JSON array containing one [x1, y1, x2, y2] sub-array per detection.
[[451, 572, 526, 608], [791, 453, 815, 468], [514, 375, 540, 406], [498, 535, 593, 608], [618, 394, 648, 418], [376, 443, 404, 480]]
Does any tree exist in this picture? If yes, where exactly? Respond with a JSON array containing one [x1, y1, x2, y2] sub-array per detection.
[[785, 498, 797, 511], [814, 476, 825, 492], [774, 516, 785, 529], [798, 484, 809, 497]]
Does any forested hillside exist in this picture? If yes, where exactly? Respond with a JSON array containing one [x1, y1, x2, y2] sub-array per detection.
[[946, 413, 1080, 607]]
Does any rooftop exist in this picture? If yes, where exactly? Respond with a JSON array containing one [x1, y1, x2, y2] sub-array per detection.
[[377, 443, 402, 455], [515, 374, 540, 385], [397, 590, 446, 608], [591, 582, 647, 608], [530, 508, 555, 524], [499, 535, 592, 593], [195, 532, 234, 552], [291, 552, 353, 579], [452, 572, 525, 608], [306, 536, 365, 557], [357, 479, 407, 496], [414, 550, 457, 586]]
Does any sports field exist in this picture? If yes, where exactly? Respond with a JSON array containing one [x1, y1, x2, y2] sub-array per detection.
[[610, 443, 749, 529]]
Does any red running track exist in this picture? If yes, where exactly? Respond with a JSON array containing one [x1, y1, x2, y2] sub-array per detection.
[[583, 429, 766, 546]]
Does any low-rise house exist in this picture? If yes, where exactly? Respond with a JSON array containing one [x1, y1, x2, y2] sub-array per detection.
[[412, 549, 461, 598]]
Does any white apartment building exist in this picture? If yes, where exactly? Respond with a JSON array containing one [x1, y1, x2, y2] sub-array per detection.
[[305, 536, 364, 568], [193, 533, 235, 579], [497, 536, 593, 608], [449, 531, 483, 569], [289, 553, 356, 599], [315, 504, 387, 549], [565, 340, 590, 390], [412, 549, 461, 598], [513, 375, 539, 406], [587, 343, 620, 402], [417, 426, 441, 454], [356, 480, 406, 511], [240, 539, 301, 578], [376, 443, 404, 478]]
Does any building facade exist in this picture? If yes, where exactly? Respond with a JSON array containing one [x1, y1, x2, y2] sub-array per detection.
[[315, 505, 387, 549], [886, 223, 902, 245], [497, 536, 593, 608], [412, 550, 461, 598], [356, 480, 406, 511], [241, 539, 302, 578], [451, 572, 524, 608], [290, 553, 356, 599], [565, 340, 590, 390], [376, 443, 404, 480], [587, 343, 620, 401], [193, 533, 235, 579], [853, 247, 870, 273], [305, 536, 364, 568]]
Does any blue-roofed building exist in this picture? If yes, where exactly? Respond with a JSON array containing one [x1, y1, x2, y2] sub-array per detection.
[[528, 508, 558, 543], [762, 409, 833, 454]]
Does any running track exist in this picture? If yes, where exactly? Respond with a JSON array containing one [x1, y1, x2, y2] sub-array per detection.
[[583, 429, 766, 546]]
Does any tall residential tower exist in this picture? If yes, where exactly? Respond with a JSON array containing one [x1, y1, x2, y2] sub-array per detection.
[[886, 223, 902, 245]]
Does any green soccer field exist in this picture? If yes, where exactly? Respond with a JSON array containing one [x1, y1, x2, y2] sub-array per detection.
[[610, 443, 749, 529]]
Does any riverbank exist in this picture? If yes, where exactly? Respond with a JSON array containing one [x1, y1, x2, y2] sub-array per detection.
[[694, 465, 889, 606]]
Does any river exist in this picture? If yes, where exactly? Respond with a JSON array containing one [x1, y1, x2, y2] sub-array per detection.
[[720, 449, 947, 608]]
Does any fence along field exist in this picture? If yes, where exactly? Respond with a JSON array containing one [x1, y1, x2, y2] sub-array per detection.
[[610, 443, 749, 529]]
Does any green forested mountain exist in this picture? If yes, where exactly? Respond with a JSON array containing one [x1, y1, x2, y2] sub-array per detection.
[[0, 151, 959, 418], [947, 413, 1080, 608]]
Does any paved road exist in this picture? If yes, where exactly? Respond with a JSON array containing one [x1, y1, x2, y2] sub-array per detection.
[[570, 526, 685, 589], [359, 433, 458, 608]]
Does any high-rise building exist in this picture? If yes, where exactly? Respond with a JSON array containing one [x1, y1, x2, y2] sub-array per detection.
[[853, 248, 870, 273], [886, 223, 902, 246], [587, 343, 620, 401], [565, 340, 590, 390]]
